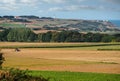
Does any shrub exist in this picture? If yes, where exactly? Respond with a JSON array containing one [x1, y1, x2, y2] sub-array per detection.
[[0, 52, 4, 69], [0, 68, 49, 81]]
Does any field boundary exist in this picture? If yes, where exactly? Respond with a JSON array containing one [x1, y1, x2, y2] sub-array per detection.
[[0, 43, 120, 49]]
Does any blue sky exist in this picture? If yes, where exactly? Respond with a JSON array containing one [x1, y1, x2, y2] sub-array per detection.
[[0, 0, 120, 20]]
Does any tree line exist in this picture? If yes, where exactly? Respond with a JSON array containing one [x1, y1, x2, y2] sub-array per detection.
[[0, 28, 120, 42]]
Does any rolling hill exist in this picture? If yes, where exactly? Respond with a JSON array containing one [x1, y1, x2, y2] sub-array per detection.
[[0, 16, 120, 33]]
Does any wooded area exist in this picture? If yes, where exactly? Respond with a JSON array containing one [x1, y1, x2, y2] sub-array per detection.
[[0, 28, 120, 42]]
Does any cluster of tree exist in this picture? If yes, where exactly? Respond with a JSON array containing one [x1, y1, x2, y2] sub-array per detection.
[[37, 31, 120, 42], [40, 17, 54, 19], [0, 28, 120, 42], [0, 15, 54, 20], [19, 15, 40, 19], [7, 28, 36, 42], [12, 19, 31, 23], [0, 16, 14, 19]]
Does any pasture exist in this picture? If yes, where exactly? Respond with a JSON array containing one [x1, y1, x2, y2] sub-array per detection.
[[0, 23, 25, 28], [28, 71, 120, 81]]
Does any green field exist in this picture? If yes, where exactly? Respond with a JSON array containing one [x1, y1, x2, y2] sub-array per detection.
[[28, 71, 120, 81], [0, 23, 25, 28]]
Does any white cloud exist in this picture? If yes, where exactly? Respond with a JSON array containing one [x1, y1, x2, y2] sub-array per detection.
[[49, 7, 62, 11], [48, 5, 120, 12], [0, 0, 39, 11], [0, 0, 18, 10], [42, 0, 66, 3], [0, 0, 16, 5], [0, 4, 18, 11], [48, 5, 97, 12], [0, 0, 119, 12], [42, 0, 85, 4], [20, 0, 38, 4], [0, 0, 39, 4]]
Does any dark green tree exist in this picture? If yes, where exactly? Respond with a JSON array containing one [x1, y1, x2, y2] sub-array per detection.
[[7, 28, 36, 42], [0, 29, 9, 41], [51, 31, 67, 42], [65, 31, 81, 42], [101, 35, 115, 42], [91, 33, 103, 42], [51, 32, 59, 42]]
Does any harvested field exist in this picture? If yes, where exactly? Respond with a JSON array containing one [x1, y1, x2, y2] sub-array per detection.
[[2, 48, 120, 74]]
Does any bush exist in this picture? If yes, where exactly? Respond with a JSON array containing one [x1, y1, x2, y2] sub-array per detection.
[[0, 52, 4, 69], [0, 68, 49, 81], [0, 52, 49, 81]]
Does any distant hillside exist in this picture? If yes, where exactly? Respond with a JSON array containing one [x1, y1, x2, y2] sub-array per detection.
[[109, 20, 120, 27], [0, 16, 120, 33]]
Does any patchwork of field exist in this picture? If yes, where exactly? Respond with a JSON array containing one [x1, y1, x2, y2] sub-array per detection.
[[0, 42, 120, 74]]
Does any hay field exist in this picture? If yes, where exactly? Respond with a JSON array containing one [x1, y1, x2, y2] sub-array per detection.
[[0, 42, 120, 74]]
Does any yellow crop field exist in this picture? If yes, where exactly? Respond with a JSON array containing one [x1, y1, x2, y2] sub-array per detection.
[[0, 42, 120, 74]]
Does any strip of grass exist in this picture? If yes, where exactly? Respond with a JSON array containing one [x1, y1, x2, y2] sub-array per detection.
[[0, 43, 120, 49], [28, 71, 120, 81], [97, 49, 120, 51]]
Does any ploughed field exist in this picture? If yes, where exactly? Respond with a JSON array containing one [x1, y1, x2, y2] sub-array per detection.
[[0, 42, 120, 74]]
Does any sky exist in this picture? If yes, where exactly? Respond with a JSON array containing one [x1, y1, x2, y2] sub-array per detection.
[[0, 0, 120, 20]]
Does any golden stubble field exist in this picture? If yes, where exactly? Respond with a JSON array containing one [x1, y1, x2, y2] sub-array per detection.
[[1, 47, 120, 74]]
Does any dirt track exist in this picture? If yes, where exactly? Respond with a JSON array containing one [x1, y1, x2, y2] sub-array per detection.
[[2, 49, 120, 74]]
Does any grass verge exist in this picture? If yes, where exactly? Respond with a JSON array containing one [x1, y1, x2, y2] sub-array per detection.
[[97, 49, 120, 51], [0, 43, 120, 49], [28, 71, 120, 81]]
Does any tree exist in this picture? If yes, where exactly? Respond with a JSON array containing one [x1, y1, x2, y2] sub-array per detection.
[[51, 31, 67, 42], [57, 31, 67, 42], [3, 16, 14, 19], [7, 28, 36, 42], [0, 52, 4, 69], [91, 33, 103, 42], [0, 29, 10, 41], [65, 31, 81, 42], [101, 35, 115, 42], [51, 32, 59, 42], [44, 32, 52, 42], [37, 32, 52, 42], [37, 33, 43, 42], [114, 34, 120, 42]]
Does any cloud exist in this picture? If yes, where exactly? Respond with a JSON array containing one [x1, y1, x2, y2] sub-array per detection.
[[0, 0, 119, 12], [0, 0, 83, 11], [0, 0, 39, 4], [103, 0, 120, 4], [0, 4, 18, 11], [20, 0, 39, 4], [48, 5, 120, 12], [0, 0, 16, 5], [41, 0, 85, 4], [48, 5, 99, 12], [107, 0, 120, 3], [0, 0, 18, 10], [42, 0, 66, 3], [0, 0, 39, 11]]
